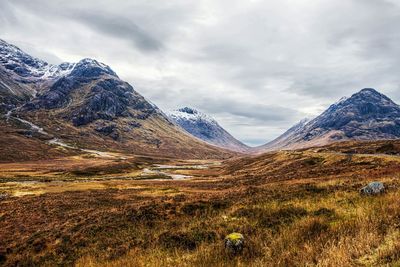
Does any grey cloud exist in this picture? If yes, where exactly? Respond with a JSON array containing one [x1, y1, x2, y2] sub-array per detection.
[[72, 12, 163, 52], [2, 0, 400, 145], [196, 98, 303, 124], [0, 2, 17, 25], [6, 1, 164, 53]]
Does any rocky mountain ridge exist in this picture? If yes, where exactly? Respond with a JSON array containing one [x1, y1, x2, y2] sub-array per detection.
[[257, 88, 400, 152]]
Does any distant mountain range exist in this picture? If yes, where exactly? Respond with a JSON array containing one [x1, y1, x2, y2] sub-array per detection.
[[2, 39, 400, 160], [0, 39, 233, 161], [256, 88, 400, 152], [168, 107, 249, 152]]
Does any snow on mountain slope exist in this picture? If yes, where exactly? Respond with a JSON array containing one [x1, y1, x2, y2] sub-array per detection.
[[168, 107, 249, 152], [0, 39, 76, 83]]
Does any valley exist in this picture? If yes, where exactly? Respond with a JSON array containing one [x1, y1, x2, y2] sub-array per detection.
[[2, 38, 400, 266], [2, 140, 400, 266]]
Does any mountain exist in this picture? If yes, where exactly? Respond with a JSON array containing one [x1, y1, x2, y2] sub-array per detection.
[[168, 107, 249, 152], [0, 39, 233, 160], [0, 39, 77, 112], [257, 88, 400, 152]]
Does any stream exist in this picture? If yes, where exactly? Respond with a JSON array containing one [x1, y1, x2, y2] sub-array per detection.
[[4, 109, 120, 159]]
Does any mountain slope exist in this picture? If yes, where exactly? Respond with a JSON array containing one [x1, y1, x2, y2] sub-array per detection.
[[0, 39, 76, 112], [257, 88, 400, 152], [0, 39, 233, 160], [255, 118, 310, 152], [168, 107, 249, 152]]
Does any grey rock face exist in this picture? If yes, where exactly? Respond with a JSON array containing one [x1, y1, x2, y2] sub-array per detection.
[[94, 122, 119, 140], [25, 77, 78, 110], [24, 73, 157, 126], [360, 182, 385, 195], [0, 69, 33, 112]]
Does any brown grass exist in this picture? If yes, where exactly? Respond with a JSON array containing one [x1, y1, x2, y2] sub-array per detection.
[[1, 141, 400, 266]]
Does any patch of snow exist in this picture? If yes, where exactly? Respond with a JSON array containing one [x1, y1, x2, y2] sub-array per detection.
[[5, 110, 12, 121], [0, 39, 112, 82], [167, 107, 217, 126], [333, 96, 348, 106]]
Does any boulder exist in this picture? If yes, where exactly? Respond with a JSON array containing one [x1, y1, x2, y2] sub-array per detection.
[[224, 232, 244, 254], [360, 182, 385, 195], [0, 193, 9, 201]]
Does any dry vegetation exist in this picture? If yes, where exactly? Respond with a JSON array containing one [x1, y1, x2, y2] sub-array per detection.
[[1, 140, 400, 266], [0, 122, 77, 163]]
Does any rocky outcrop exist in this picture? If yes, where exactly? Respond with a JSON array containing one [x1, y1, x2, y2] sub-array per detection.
[[360, 182, 385, 195]]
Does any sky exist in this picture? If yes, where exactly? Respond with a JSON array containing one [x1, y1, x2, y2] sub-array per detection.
[[1, 0, 400, 146]]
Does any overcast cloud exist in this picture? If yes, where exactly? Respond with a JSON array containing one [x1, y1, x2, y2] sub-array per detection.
[[1, 0, 400, 146]]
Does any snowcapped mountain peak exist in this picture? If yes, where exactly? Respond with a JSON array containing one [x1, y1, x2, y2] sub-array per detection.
[[169, 107, 216, 125], [70, 58, 117, 78], [359, 88, 380, 94], [0, 39, 52, 81], [351, 88, 394, 105], [0, 39, 37, 59], [177, 107, 199, 114], [76, 58, 112, 70], [0, 39, 116, 83], [168, 107, 249, 152]]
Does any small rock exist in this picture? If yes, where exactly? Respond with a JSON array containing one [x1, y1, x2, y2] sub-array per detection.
[[360, 181, 385, 195], [224, 233, 244, 254], [0, 193, 9, 201]]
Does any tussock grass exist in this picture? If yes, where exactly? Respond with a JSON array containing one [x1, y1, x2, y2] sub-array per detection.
[[2, 144, 400, 266], [70, 189, 400, 267]]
